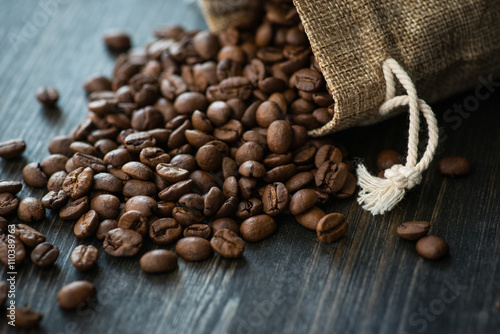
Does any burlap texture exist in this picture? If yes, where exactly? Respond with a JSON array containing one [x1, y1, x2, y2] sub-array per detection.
[[201, 0, 500, 136]]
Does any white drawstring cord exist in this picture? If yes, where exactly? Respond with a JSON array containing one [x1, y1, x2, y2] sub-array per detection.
[[356, 58, 439, 215]]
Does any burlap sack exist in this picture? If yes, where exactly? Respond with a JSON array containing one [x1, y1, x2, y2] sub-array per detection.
[[201, 0, 500, 136]]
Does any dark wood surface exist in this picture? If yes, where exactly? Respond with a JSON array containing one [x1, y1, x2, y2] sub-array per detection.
[[1, 1, 499, 333]]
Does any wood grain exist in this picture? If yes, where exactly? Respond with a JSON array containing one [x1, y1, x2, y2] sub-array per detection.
[[1, 1, 499, 333]]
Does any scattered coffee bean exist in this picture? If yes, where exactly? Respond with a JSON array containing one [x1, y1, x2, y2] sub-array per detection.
[[14, 224, 46, 248], [183, 224, 212, 239], [0, 192, 19, 216], [17, 197, 45, 222], [175, 237, 212, 261], [36, 86, 59, 107], [316, 213, 348, 243], [0, 180, 22, 194], [0, 139, 26, 159], [31, 242, 59, 268], [140, 249, 178, 274], [103, 30, 131, 51], [295, 206, 325, 230], [13, 306, 43, 328], [74, 210, 100, 239], [438, 156, 471, 176], [416, 235, 449, 260], [210, 229, 245, 258], [22, 162, 48, 188], [71, 245, 98, 271], [0, 234, 25, 266], [57, 280, 96, 310], [240, 214, 277, 242], [397, 221, 431, 240], [103, 228, 143, 257]]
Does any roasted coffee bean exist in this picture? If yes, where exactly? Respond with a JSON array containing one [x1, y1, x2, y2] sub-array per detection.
[[59, 196, 90, 220], [63, 167, 94, 199], [125, 196, 157, 217], [212, 218, 240, 235], [172, 206, 204, 227], [294, 68, 323, 92], [316, 213, 348, 243], [196, 144, 223, 172], [240, 214, 276, 242], [74, 210, 100, 239], [90, 194, 121, 219], [140, 147, 170, 169], [179, 193, 205, 211], [123, 179, 157, 197], [223, 176, 239, 198], [267, 120, 293, 154], [70, 141, 99, 156], [149, 218, 182, 244], [118, 210, 148, 236], [397, 221, 431, 240], [175, 237, 212, 261], [183, 224, 212, 239], [289, 189, 318, 215], [264, 163, 297, 183], [104, 30, 131, 51], [235, 141, 265, 165], [122, 161, 153, 180], [31, 242, 59, 267], [204, 186, 225, 216], [315, 161, 348, 193], [13, 306, 43, 328], [71, 245, 98, 271], [0, 139, 26, 159], [0, 281, 6, 305], [285, 171, 314, 193], [262, 182, 289, 216], [295, 206, 325, 230], [0, 180, 22, 194], [174, 92, 208, 114], [210, 229, 245, 258], [238, 160, 266, 178], [294, 146, 316, 166], [333, 173, 357, 199], [0, 192, 19, 216], [0, 234, 26, 266], [49, 135, 74, 157], [96, 219, 118, 240], [256, 101, 282, 128], [438, 156, 471, 176], [215, 196, 238, 218], [238, 177, 257, 200], [156, 163, 189, 182], [14, 224, 46, 248], [22, 162, 48, 188], [377, 149, 403, 171], [140, 249, 178, 274], [236, 198, 263, 219], [47, 170, 68, 192], [124, 132, 156, 154], [83, 75, 112, 94], [104, 148, 133, 167], [315, 144, 342, 168], [36, 86, 59, 107], [263, 153, 293, 169], [93, 172, 124, 193], [158, 179, 194, 201], [104, 228, 143, 257], [72, 153, 106, 173], [416, 235, 449, 260], [40, 154, 68, 176], [0, 217, 7, 234], [17, 197, 45, 222], [57, 280, 96, 310], [41, 190, 69, 211]]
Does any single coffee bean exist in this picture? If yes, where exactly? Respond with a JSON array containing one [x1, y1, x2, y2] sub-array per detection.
[[90, 194, 121, 219], [17, 197, 45, 222], [72, 153, 106, 173], [22, 162, 48, 188], [263, 163, 297, 183], [0, 192, 19, 216], [96, 219, 118, 240], [70, 141, 99, 156], [333, 173, 357, 199], [238, 160, 266, 178], [83, 74, 112, 94], [183, 224, 212, 239], [104, 228, 143, 257], [118, 210, 148, 236], [31, 242, 59, 267], [125, 195, 157, 217], [0, 139, 26, 159], [211, 218, 240, 236], [0, 180, 22, 194], [262, 182, 289, 216], [156, 163, 190, 182], [103, 30, 131, 51], [240, 214, 277, 242], [140, 249, 178, 274], [438, 156, 471, 176], [204, 186, 225, 216], [196, 144, 223, 172], [47, 170, 68, 192], [62, 167, 94, 199], [416, 235, 449, 260], [74, 210, 100, 239], [59, 196, 90, 220], [316, 213, 348, 243], [71, 245, 98, 271], [13, 306, 43, 328], [41, 190, 69, 211], [285, 171, 314, 193], [158, 179, 194, 201], [175, 237, 212, 261], [122, 161, 153, 180], [236, 197, 263, 219], [377, 149, 403, 171], [40, 154, 68, 176], [0, 234, 25, 266], [210, 229, 245, 258], [172, 206, 205, 227], [397, 221, 431, 240], [295, 206, 325, 230], [149, 218, 182, 244], [289, 189, 318, 215], [315, 161, 348, 193], [315, 144, 342, 168], [57, 280, 96, 310], [178, 193, 205, 211], [48, 135, 73, 157], [36, 86, 59, 107], [14, 224, 46, 248], [267, 120, 293, 154]]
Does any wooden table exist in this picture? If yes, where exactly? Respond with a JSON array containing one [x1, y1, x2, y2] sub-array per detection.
[[1, 1, 499, 333]]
